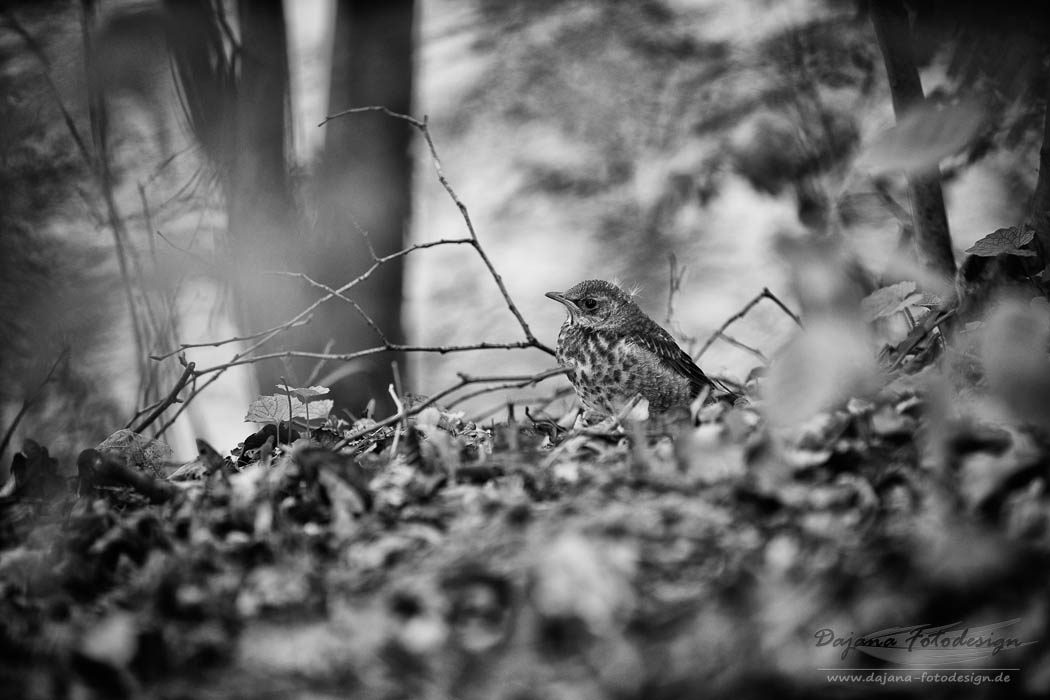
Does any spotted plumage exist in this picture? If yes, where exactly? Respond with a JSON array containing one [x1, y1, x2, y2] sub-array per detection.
[[546, 279, 715, 417]]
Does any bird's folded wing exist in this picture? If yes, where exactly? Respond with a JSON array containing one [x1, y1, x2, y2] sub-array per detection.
[[627, 323, 710, 394]]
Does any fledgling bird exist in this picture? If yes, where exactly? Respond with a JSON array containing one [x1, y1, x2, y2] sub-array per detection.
[[546, 279, 718, 418]]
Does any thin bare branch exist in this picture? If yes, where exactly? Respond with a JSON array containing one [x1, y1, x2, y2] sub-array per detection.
[[268, 270, 389, 343], [192, 342, 546, 377], [2, 10, 93, 166], [154, 229, 218, 269], [153, 238, 470, 366], [446, 367, 570, 409], [79, 0, 153, 391], [0, 348, 69, 460], [151, 315, 315, 361], [696, 287, 801, 359], [305, 339, 336, 387], [129, 361, 197, 433], [763, 287, 803, 327], [665, 253, 687, 328], [155, 375, 206, 438], [331, 366, 567, 451], [151, 105, 559, 428], [320, 105, 554, 355], [713, 331, 769, 363], [319, 104, 423, 128]]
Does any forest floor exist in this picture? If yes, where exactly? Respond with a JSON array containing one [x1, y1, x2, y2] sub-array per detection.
[[2, 368, 1049, 700]]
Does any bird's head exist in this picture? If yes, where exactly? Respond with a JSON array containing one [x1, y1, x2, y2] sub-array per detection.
[[545, 279, 640, 330]]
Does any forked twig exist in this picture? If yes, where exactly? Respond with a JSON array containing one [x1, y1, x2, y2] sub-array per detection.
[[696, 287, 801, 359], [150, 107, 558, 431], [320, 106, 551, 352], [268, 270, 389, 343]]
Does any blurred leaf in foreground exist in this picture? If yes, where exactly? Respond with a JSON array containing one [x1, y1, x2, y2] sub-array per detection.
[[979, 298, 1050, 427], [767, 236, 881, 428], [860, 281, 923, 321], [857, 99, 985, 174], [764, 319, 881, 430]]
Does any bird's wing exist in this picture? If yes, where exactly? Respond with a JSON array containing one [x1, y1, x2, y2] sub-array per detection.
[[628, 320, 711, 395]]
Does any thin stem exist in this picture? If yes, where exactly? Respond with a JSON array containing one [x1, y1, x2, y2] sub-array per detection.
[[154, 105, 560, 427], [0, 348, 69, 460], [762, 287, 803, 327], [665, 253, 686, 328], [696, 287, 801, 359], [129, 361, 197, 433], [192, 342, 546, 377], [713, 331, 768, 363], [268, 270, 388, 343], [446, 367, 570, 407], [319, 105, 554, 355], [152, 315, 315, 361], [331, 366, 567, 451]]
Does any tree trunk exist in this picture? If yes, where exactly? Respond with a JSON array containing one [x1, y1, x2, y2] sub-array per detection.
[[230, 0, 295, 256], [165, 0, 306, 394], [1030, 69, 1050, 260], [229, 0, 306, 394], [315, 0, 415, 415], [870, 0, 957, 285]]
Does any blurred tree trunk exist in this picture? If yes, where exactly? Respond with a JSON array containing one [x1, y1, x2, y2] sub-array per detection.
[[229, 0, 304, 395], [1031, 70, 1050, 259], [315, 0, 415, 415], [870, 0, 957, 284], [230, 0, 295, 256], [165, 0, 303, 394]]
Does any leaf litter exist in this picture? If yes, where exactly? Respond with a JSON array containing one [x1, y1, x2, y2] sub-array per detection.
[[3, 300, 1050, 699]]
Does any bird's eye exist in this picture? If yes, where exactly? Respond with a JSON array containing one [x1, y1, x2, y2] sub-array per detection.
[[581, 297, 599, 311]]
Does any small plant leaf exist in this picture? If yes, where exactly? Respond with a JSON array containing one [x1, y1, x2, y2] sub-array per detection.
[[245, 395, 297, 423], [965, 227, 1036, 257], [294, 388, 330, 403], [303, 399, 334, 421], [245, 395, 335, 423], [275, 384, 331, 399], [860, 281, 923, 321]]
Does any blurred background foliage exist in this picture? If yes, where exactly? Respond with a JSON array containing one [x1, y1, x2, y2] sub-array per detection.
[[1, 0, 1049, 463]]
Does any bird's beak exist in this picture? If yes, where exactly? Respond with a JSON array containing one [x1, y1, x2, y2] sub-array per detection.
[[545, 291, 573, 308], [546, 291, 579, 321]]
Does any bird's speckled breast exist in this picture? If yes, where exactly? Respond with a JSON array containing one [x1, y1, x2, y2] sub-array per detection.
[[556, 321, 693, 415]]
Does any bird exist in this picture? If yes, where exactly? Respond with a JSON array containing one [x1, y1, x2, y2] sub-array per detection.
[[546, 279, 718, 419]]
